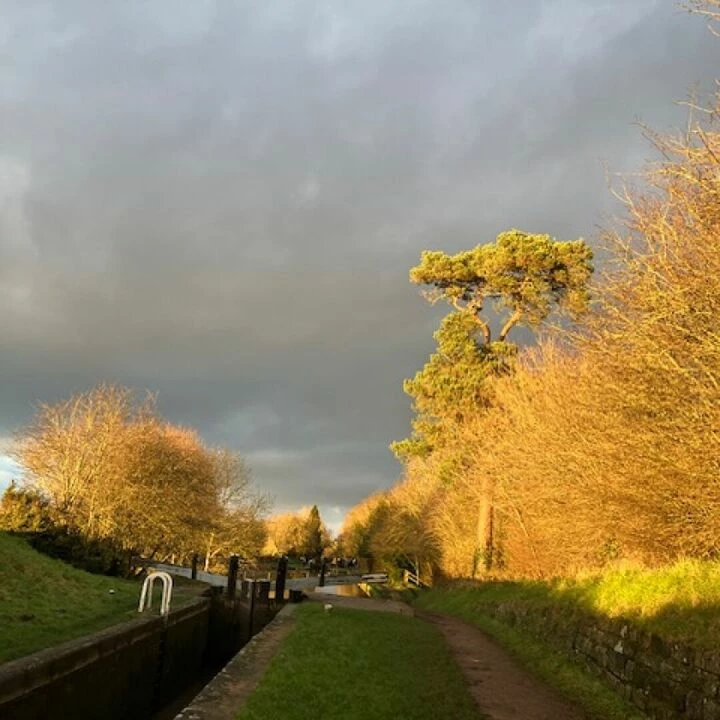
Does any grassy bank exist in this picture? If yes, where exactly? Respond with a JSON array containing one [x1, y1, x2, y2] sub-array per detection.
[[0, 532, 142, 663], [422, 559, 720, 648], [236, 604, 481, 720]]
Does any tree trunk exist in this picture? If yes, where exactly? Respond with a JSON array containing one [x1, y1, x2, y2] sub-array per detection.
[[204, 533, 214, 572], [475, 479, 494, 575]]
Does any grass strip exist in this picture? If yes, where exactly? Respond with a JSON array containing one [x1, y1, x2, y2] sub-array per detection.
[[237, 603, 483, 720]]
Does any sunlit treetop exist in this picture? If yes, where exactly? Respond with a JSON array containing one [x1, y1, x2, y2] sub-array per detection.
[[410, 229, 594, 343], [392, 230, 593, 461]]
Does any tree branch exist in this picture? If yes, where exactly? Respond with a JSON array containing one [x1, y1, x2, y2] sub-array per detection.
[[498, 309, 523, 342], [453, 299, 492, 344], [476, 317, 491, 344]]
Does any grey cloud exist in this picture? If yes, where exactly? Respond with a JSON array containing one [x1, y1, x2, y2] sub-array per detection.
[[0, 0, 716, 517]]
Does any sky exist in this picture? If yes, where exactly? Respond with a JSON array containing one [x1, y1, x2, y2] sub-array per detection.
[[0, 1, 717, 533]]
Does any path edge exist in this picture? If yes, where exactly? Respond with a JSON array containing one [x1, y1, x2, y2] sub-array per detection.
[[174, 603, 298, 720]]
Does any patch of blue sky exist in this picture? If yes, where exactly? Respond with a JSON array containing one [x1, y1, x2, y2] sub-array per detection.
[[0, 455, 23, 493]]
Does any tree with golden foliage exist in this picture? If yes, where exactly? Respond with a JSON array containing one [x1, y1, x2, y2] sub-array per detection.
[[393, 231, 593, 573], [15, 385, 153, 541], [350, 4, 720, 580], [11, 384, 268, 564], [263, 506, 331, 557], [201, 449, 269, 571]]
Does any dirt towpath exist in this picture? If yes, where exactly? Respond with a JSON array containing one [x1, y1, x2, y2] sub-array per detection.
[[417, 610, 585, 720]]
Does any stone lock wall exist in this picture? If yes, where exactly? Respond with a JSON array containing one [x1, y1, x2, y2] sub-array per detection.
[[0, 589, 283, 720], [488, 603, 720, 720], [0, 599, 211, 720]]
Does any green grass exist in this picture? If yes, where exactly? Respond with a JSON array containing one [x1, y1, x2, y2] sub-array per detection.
[[0, 532, 154, 663], [563, 560, 720, 644], [236, 604, 482, 720], [416, 589, 644, 720], [420, 559, 720, 648]]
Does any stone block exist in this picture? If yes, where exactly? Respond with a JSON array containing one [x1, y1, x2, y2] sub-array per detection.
[[699, 651, 720, 676], [685, 689, 706, 720], [672, 644, 696, 667], [650, 634, 672, 658], [632, 686, 649, 710], [649, 678, 674, 705], [670, 685, 687, 713], [609, 650, 626, 676], [633, 662, 653, 691]]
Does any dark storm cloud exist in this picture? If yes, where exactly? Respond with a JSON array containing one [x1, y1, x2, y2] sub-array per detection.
[[1, 1, 717, 525]]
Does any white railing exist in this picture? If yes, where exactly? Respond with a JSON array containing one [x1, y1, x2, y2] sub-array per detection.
[[360, 573, 389, 584], [150, 562, 226, 587], [403, 569, 427, 588], [138, 571, 174, 616]]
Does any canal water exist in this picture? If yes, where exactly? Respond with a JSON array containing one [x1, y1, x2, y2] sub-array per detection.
[[313, 583, 368, 597]]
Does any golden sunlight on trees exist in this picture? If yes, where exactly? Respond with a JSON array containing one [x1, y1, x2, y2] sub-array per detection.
[[689, 0, 720, 28], [391, 231, 593, 575], [348, 4, 720, 581], [4, 385, 268, 567], [409, 230, 592, 344], [201, 449, 269, 571], [337, 492, 386, 559], [263, 510, 305, 556], [394, 230, 593, 457], [263, 505, 331, 557]]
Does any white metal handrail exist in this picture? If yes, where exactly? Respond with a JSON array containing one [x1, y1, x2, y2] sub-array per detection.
[[360, 573, 389, 583], [403, 569, 427, 588], [138, 571, 174, 616]]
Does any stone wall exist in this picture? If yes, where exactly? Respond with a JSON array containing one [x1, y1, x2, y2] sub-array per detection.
[[486, 603, 720, 720]]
